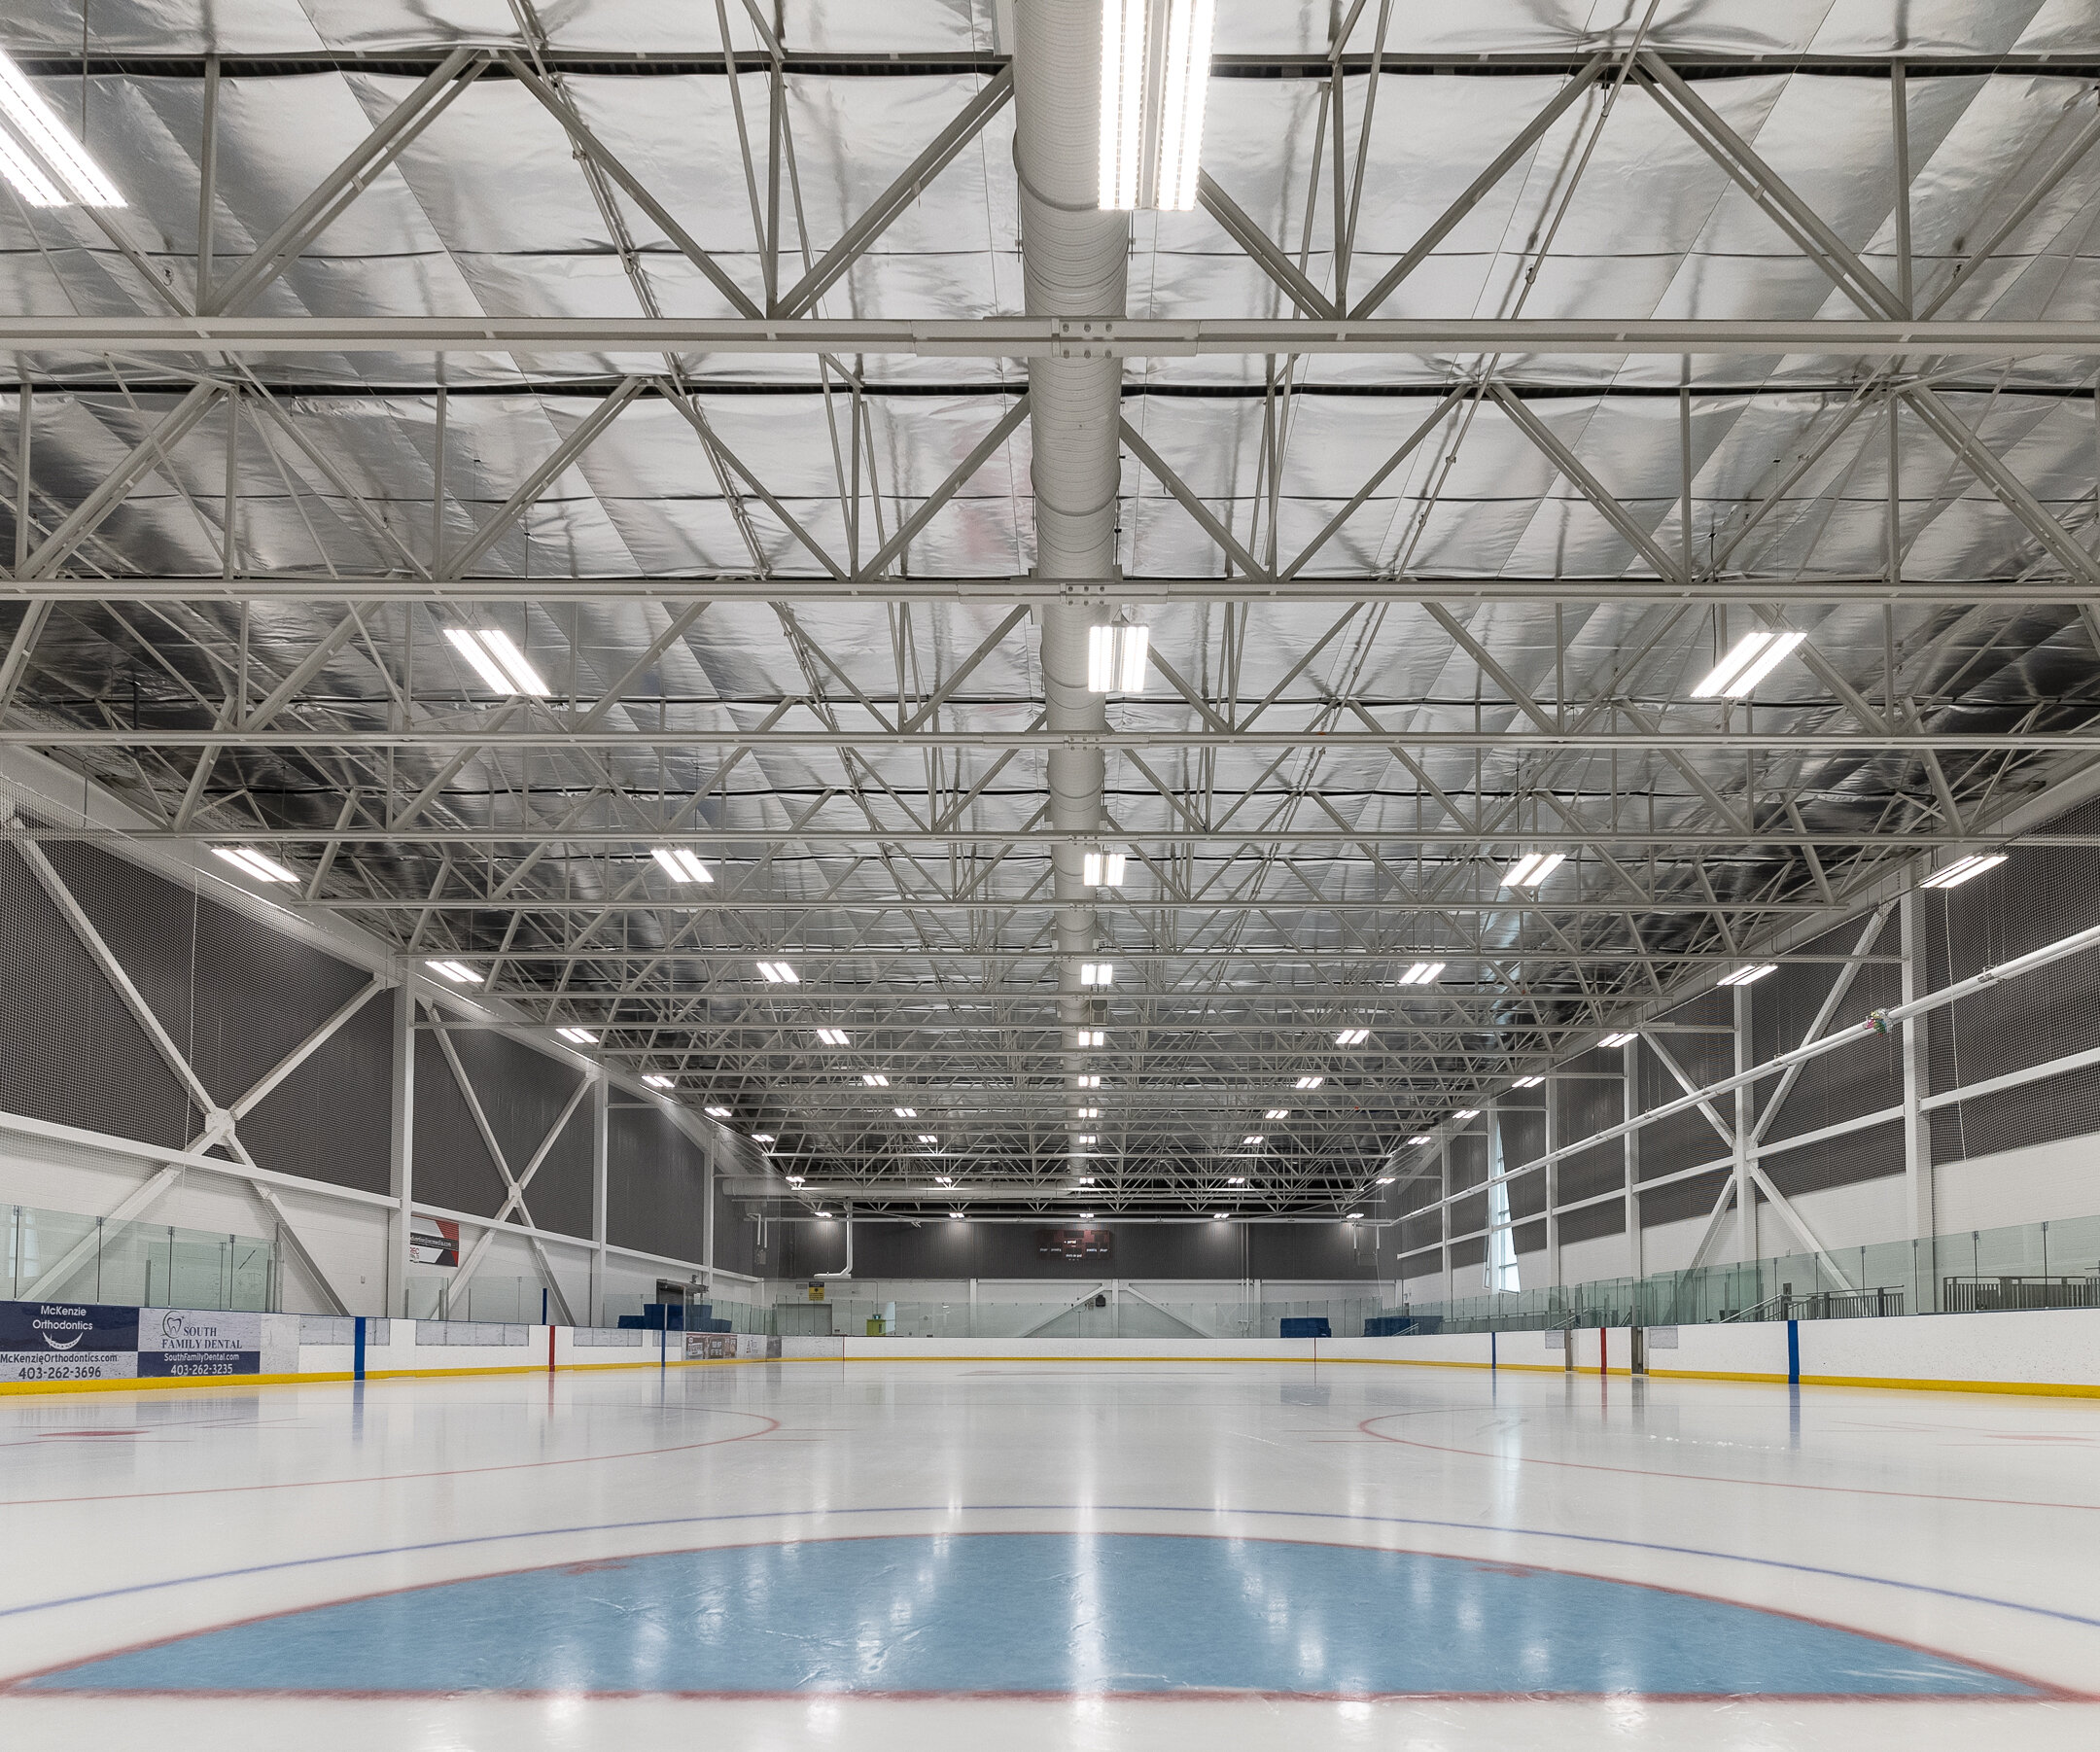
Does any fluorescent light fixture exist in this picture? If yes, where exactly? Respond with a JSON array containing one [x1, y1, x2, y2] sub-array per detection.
[[1076, 1028, 1106, 1047], [1265, 1107, 1288, 1120], [211, 846, 297, 884], [1600, 1031, 1637, 1048], [650, 847, 713, 885], [1242, 1135, 1264, 1146], [705, 1104, 731, 1118], [1214, 1211, 1228, 1220], [1398, 961, 1445, 985], [0, 130, 63, 207], [1501, 852, 1565, 889], [893, 1105, 918, 1118], [1692, 630, 1806, 699], [1344, 1212, 1360, 1222], [1335, 1027, 1370, 1047], [643, 1073, 674, 1090], [756, 1134, 778, 1145], [815, 1210, 831, 1219], [784, 1174, 802, 1184], [1227, 1176, 1246, 1185], [1077, 1176, 1095, 1186], [0, 52, 123, 207], [1454, 1108, 1481, 1120], [1378, 1175, 1396, 1184], [1408, 1137, 1431, 1146], [445, 627, 549, 697], [1295, 1075, 1324, 1090], [755, 960, 798, 984], [861, 1072, 890, 1087], [816, 1027, 851, 1047], [1718, 964, 1777, 987], [1074, 1074, 1102, 1088], [424, 958, 480, 986], [1511, 1074, 1544, 1089], [1085, 623, 1148, 693], [923, 1138, 942, 1147], [557, 1027, 598, 1045], [1922, 853, 2007, 891], [1076, 1105, 1101, 1119], [951, 1210, 966, 1220], [1082, 850, 1128, 887], [1097, 0, 1215, 213], [1078, 1212, 1096, 1221], [1079, 962, 1114, 987]]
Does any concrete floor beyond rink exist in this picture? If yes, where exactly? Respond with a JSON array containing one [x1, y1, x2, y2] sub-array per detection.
[[0, 1357, 2095, 1749]]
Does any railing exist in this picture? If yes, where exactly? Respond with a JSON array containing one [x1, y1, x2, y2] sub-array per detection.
[[1942, 1275, 2100, 1314], [3, 1202, 276, 1311]]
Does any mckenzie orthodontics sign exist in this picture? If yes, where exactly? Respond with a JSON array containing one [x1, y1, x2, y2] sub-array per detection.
[[0, 1302, 266, 1383]]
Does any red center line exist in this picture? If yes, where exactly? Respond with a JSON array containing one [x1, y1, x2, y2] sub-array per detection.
[[1357, 1417, 2100, 1512], [0, 1413, 782, 1508]]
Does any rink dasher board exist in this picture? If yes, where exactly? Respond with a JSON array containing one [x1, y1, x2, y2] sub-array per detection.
[[0, 1301, 290, 1384]]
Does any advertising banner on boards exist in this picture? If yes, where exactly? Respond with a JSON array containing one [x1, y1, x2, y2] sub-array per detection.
[[137, 1310, 262, 1378], [0, 1301, 140, 1383]]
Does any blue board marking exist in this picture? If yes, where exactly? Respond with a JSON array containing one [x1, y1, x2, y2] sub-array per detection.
[[18, 1533, 2039, 1699]]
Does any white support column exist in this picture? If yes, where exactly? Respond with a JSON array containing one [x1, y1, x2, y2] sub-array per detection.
[[386, 980, 415, 1316], [1622, 1037, 1644, 1279], [589, 1069, 610, 1325], [701, 1120, 717, 1298], [1543, 1074, 1561, 1287], [1439, 1139, 1452, 1304], [1900, 889, 1936, 1308], [1733, 984, 1757, 1262]]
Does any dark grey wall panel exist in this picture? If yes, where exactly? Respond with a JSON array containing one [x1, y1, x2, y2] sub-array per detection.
[[1931, 1064, 2100, 1173], [1558, 1139, 1625, 1208], [1763, 1116, 1903, 1199], [1558, 1200, 1625, 1246], [775, 1218, 1378, 1281], [433, 1029, 591, 1238], [608, 1106, 707, 1264], [412, 1034, 508, 1218], [239, 996, 392, 1195], [1641, 1165, 1729, 1228]]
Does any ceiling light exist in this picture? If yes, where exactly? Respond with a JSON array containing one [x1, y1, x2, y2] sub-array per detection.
[[1501, 852, 1565, 889], [934, 1174, 954, 1184], [1399, 962, 1445, 985], [423, 958, 481, 986], [1214, 1211, 1229, 1220], [1082, 850, 1128, 887], [861, 1072, 890, 1087], [1295, 1075, 1323, 1090], [1227, 1175, 1246, 1184], [1076, 1105, 1101, 1119], [1075, 1074, 1102, 1089], [1079, 962, 1114, 987], [893, 1105, 918, 1118], [1600, 1031, 1637, 1047], [1076, 1028, 1106, 1047], [1692, 629, 1805, 699], [1344, 1212, 1360, 1222], [950, 1210, 966, 1220], [755, 960, 799, 984], [705, 1104, 731, 1118], [650, 846, 713, 885], [1335, 1027, 1370, 1047], [0, 52, 123, 207], [1085, 622, 1148, 693], [211, 846, 297, 884], [1242, 1135, 1264, 1146], [1454, 1108, 1480, 1120], [1077, 1135, 1098, 1145], [1511, 1074, 1544, 1089], [445, 627, 549, 697], [815, 1210, 831, 1219], [1078, 1212, 1096, 1221], [1098, 0, 1216, 213], [923, 1138, 942, 1147], [1377, 1175, 1396, 1184], [816, 1027, 851, 1047], [1077, 1176, 1095, 1186], [1718, 964, 1777, 987], [757, 1134, 778, 1145], [1407, 1137, 1430, 1146], [1265, 1108, 1288, 1120], [644, 1073, 674, 1090], [1922, 853, 2007, 891], [557, 1027, 598, 1046]]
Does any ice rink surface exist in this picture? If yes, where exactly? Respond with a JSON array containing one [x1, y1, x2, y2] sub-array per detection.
[[1, 1357, 2096, 1749]]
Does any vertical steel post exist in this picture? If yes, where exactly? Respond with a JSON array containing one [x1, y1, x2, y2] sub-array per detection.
[[1544, 1073, 1561, 1288], [1623, 1036, 1644, 1281], [1901, 889, 1935, 1307], [1733, 983, 1757, 1263], [590, 1069, 610, 1325], [386, 981, 415, 1316]]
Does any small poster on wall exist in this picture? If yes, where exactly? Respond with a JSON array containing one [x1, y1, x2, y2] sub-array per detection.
[[0, 1301, 139, 1384], [408, 1216, 460, 1268]]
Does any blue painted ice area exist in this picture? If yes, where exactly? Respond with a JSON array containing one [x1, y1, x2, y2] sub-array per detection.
[[22, 1533, 2037, 1697]]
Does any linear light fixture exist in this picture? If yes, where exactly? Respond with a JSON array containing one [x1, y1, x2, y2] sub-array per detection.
[[1398, 962, 1445, 985], [1408, 1137, 1431, 1146], [1241, 1135, 1264, 1146], [1076, 1176, 1095, 1186], [1600, 1030, 1637, 1047], [1511, 1074, 1544, 1089], [1078, 1134, 1098, 1145], [1075, 1074, 1102, 1088], [1265, 1107, 1288, 1120], [754, 960, 798, 984], [424, 959, 480, 986], [893, 1105, 918, 1118], [1717, 964, 1777, 988], [1922, 853, 2008, 891], [1344, 1212, 1360, 1222], [950, 1209, 966, 1220], [643, 1073, 674, 1090], [1453, 1108, 1481, 1120], [1501, 852, 1565, 889], [1295, 1075, 1324, 1090], [0, 52, 124, 207], [211, 846, 298, 884], [1335, 1027, 1370, 1047], [1692, 630, 1806, 699], [924, 1139, 943, 1149], [704, 1104, 730, 1118], [557, 1027, 598, 1045], [759, 1137, 779, 1147], [1082, 850, 1128, 887], [1079, 1212, 1096, 1220], [1214, 1211, 1229, 1220], [1227, 1176, 1246, 1185], [861, 1072, 890, 1087], [1098, 0, 1216, 212], [1077, 1106, 1101, 1119], [650, 846, 713, 885], [445, 627, 549, 697], [1076, 1028, 1106, 1047], [816, 1027, 851, 1047], [1378, 1175, 1397, 1184], [1080, 963, 1114, 987], [1086, 623, 1148, 693]]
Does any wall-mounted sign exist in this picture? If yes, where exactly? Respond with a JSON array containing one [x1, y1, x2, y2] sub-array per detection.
[[1036, 1228, 1113, 1262], [807, 1283, 825, 1302], [0, 1301, 138, 1383], [138, 1309, 262, 1378], [408, 1216, 459, 1268]]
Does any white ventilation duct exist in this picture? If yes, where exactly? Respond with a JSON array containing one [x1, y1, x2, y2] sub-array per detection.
[[1014, 0, 1130, 1163]]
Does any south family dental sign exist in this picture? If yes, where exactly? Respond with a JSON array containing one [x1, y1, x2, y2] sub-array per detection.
[[0, 1301, 262, 1383]]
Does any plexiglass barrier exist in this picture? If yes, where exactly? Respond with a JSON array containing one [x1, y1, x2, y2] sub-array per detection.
[[3, 1203, 276, 1311]]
